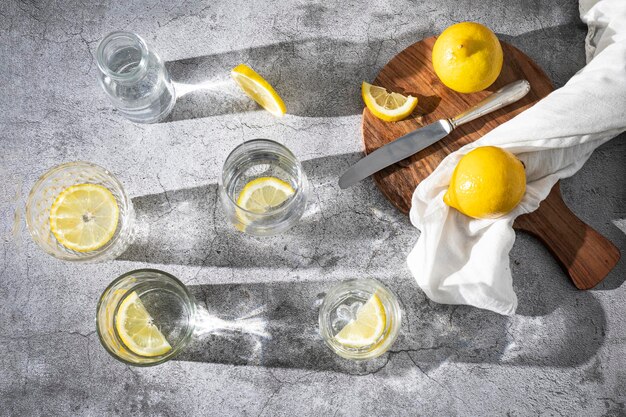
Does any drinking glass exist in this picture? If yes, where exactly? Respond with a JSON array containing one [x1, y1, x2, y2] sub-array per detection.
[[96, 269, 196, 366], [96, 31, 176, 123], [25, 161, 134, 262], [319, 279, 402, 360], [219, 139, 308, 236]]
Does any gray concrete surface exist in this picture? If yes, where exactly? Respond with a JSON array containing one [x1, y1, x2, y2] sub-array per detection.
[[1, 0, 625, 415]]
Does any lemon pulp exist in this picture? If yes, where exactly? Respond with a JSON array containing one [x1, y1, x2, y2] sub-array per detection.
[[334, 294, 387, 348], [115, 291, 172, 357], [49, 183, 119, 252], [231, 64, 286, 116], [236, 177, 295, 213], [362, 82, 418, 122]]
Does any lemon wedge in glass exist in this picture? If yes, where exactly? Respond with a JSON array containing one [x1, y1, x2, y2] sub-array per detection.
[[236, 177, 295, 213], [334, 294, 387, 348], [231, 64, 286, 117], [115, 291, 172, 357], [49, 183, 119, 252], [362, 82, 418, 122]]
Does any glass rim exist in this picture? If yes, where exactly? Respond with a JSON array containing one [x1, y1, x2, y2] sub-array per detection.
[[221, 138, 305, 217], [96, 31, 149, 81], [319, 278, 402, 360], [95, 268, 197, 367], [25, 161, 132, 262]]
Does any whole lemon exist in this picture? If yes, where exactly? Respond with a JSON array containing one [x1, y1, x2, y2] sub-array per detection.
[[444, 146, 526, 219], [432, 22, 503, 93]]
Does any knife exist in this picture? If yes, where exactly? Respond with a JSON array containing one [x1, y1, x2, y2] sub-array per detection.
[[338, 80, 531, 189]]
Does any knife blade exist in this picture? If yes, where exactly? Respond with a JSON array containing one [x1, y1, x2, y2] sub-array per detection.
[[338, 80, 531, 189], [338, 120, 452, 189]]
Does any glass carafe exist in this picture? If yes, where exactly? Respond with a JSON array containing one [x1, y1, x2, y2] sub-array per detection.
[[96, 31, 176, 123]]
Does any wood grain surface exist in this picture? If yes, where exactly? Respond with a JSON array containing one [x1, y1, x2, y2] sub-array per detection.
[[361, 36, 620, 289]]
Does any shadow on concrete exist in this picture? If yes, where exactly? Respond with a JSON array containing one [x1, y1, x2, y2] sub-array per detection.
[[117, 152, 411, 269], [499, 22, 587, 88], [161, 23, 587, 123], [161, 33, 427, 121], [174, 270, 606, 375], [177, 280, 388, 375]]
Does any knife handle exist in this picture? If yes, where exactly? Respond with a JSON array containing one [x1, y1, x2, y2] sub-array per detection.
[[448, 80, 531, 129]]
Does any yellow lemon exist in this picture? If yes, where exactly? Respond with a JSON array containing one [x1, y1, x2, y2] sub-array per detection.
[[334, 294, 386, 348], [444, 146, 526, 219], [236, 177, 295, 213], [432, 22, 503, 93], [362, 82, 418, 122], [115, 291, 172, 357], [231, 64, 286, 117], [49, 183, 119, 252]]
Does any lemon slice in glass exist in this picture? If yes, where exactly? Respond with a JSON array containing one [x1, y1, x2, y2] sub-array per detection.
[[231, 64, 286, 117], [334, 294, 387, 348], [362, 81, 418, 122], [49, 183, 119, 252], [236, 177, 295, 213], [115, 291, 172, 357]]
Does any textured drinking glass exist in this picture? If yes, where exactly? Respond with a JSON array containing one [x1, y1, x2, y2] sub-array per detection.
[[96, 31, 176, 123], [26, 161, 134, 262], [219, 139, 309, 236], [319, 279, 402, 360], [96, 269, 196, 366]]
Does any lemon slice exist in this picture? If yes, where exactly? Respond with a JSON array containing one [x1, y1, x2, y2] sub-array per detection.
[[49, 183, 119, 252], [115, 291, 172, 357], [236, 177, 295, 213], [362, 82, 418, 122], [334, 294, 387, 348], [231, 64, 286, 116]]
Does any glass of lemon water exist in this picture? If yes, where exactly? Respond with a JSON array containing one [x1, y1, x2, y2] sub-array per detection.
[[26, 161, 134, 262], [96, 269, 196, 366], [219, 139, 308, 236], [319, 279, 402, 360]]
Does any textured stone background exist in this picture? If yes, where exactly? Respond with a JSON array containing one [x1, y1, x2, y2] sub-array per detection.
[[1, 0, 625, 416]]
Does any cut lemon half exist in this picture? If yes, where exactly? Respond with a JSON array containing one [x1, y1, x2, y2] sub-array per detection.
[[334, 294, 387, 348], [49, 183, 119, 252], [231, 64, 286, 117], [236, 177, 295, 213], [115, 291, 172, 357], [362, 81, 418, 122]]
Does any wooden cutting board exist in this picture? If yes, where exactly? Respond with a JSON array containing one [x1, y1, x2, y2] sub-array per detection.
[[362, 37, 620, 289]]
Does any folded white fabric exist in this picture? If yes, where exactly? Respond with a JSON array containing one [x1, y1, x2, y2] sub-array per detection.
[[407, 0, 626, 315]]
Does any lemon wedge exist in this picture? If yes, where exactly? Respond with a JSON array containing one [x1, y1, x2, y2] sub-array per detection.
[[236, 177, 295, 213], [231, 64, 286, 116], [115, 291, 172, 357], [334, 294, 387, 348], [49, 183, 119, 252], [362, 82, 418, 122]]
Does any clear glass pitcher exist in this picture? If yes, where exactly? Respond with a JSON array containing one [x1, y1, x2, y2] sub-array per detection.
[[96, 31, 176, 123]]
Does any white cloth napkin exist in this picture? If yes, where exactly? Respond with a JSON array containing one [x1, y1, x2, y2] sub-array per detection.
[[407, 0, 626, 315]]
